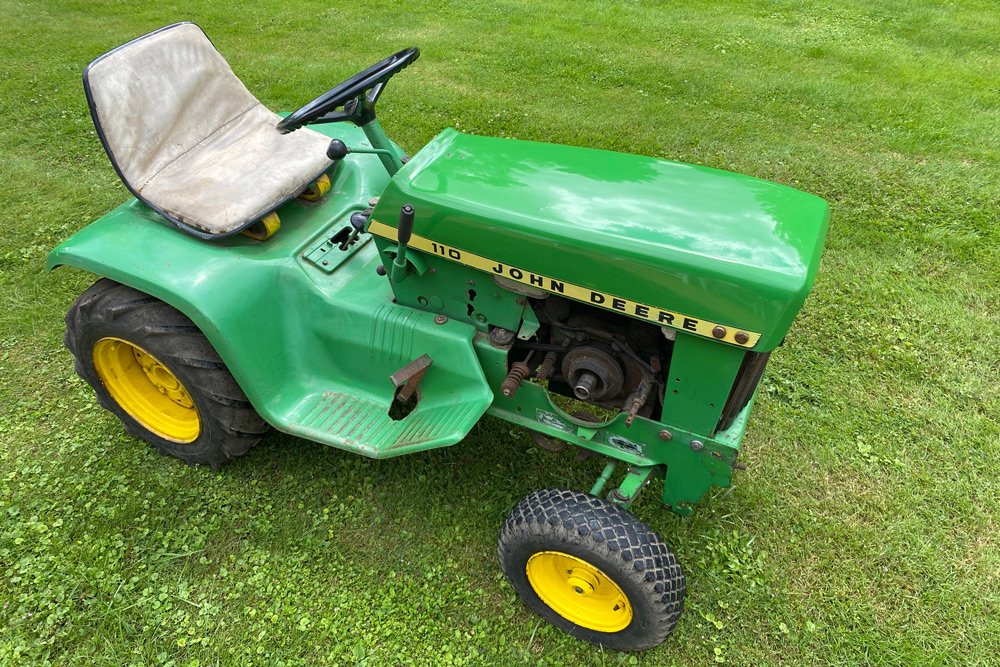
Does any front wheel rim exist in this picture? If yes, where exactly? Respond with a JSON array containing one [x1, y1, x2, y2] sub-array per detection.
[[526, 550, 633, 632], [92, 337, 201, 443]]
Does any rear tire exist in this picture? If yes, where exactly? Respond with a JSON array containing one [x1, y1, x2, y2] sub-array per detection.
[[498, 488, 685, 651], [65, 278, 268, 467]]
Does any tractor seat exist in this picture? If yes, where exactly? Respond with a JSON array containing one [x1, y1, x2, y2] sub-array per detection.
[[83, 22, 333, 238]]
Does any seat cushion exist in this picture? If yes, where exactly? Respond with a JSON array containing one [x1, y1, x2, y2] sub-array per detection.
[[84, 22, 332, 237], [136, 103, 331, 234]]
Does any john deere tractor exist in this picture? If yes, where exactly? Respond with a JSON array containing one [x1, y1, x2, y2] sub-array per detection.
[[49, 23, 829, 651]]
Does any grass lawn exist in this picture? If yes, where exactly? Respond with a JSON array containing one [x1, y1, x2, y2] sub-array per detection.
[[1, 0, 998, 665]]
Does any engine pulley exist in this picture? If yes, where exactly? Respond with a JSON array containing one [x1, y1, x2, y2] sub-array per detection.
[[561, 346, 624, 401]]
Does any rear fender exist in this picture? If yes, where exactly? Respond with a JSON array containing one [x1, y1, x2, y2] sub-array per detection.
[[46, 184, 379, 428], [47, 200, 313, 416], [48, 196, 494, 457]]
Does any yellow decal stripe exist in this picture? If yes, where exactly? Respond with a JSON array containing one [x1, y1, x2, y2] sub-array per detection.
[[367, 220, 761, 348]]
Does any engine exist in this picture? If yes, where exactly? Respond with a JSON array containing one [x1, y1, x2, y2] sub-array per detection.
[[507, 295, 673, 424]]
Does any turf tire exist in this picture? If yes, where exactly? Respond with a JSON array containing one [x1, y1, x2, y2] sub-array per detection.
[[65, 278, 268, 467], [498, 488, 685, 651]]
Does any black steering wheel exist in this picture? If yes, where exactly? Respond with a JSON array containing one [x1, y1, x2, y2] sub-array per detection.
[[277, 47, 419, 133]]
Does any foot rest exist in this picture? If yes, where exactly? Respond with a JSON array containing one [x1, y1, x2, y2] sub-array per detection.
[[286, 389, 488, 458]]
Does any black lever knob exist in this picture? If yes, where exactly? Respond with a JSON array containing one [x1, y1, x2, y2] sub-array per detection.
[[350, 211, 369, 232], [327, 139, 349, 161], [398, 204, 415, 245]]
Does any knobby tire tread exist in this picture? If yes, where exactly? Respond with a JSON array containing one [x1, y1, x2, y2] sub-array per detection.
[[65, 278, 267, 467], [497, 488, 685, 651]]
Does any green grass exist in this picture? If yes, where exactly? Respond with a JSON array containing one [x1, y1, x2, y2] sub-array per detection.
[[1, 0, 998, 664]]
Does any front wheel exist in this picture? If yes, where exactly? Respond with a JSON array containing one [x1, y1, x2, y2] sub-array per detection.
[[498, 489, 685, 651], [65, 279, 269, 467]]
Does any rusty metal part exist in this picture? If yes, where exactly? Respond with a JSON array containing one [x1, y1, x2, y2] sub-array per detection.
[[492, 274, 549, 298], [433, 314, 448, 325], [622, 376, 652, 427], [555, 322, 659, 384], [500, 361, 532, 397], [530, 430, 567, 452], [535, 351, 558, 381], [489, 327, 516, 347], [561, 346, 624, 401], [658, 429, 672, 441], [690, 440, 704, 452], [389, 354, 433, 404]]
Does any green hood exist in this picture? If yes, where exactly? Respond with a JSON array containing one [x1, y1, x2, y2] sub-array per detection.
[[372, 129, 829, 351]]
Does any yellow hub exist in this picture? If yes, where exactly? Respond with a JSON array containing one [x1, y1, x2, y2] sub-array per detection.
[[526, 551, 633, 632], [92, 337, 200, 443]]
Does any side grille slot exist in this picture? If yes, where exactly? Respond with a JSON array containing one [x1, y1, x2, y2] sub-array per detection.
[[716, 351, 770, 432]]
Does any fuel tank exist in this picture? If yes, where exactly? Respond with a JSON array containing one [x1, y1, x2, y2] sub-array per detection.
[[370, 129, 829, 351]]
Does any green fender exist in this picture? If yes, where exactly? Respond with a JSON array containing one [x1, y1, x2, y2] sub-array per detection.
[[48, 125, 494, 457]]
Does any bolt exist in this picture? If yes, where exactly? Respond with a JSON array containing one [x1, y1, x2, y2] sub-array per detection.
[[467, 279, 475, 286], [690, 440, 704, 452], [712, 326, 727, 339], [368, 197, 380, 207], [735, 331, 750, 345], [489, 327, 516, 346], [574, 587, 583, 594], [434, 315, 448, 325], [658, 429, 672, 441], [376, 265, 387, 276]]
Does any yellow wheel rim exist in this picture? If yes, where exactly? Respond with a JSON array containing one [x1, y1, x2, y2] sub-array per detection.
[[526, 551, 633, 632], [92, 337, 201, 443]]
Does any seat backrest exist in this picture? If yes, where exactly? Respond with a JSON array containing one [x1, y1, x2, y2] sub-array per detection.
[[84, 22, 262, 194]]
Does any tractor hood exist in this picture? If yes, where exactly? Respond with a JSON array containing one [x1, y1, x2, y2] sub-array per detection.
[[371, 129, 829, 351]]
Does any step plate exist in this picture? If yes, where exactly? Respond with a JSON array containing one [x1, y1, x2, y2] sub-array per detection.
[[286, 390, 487, 459]]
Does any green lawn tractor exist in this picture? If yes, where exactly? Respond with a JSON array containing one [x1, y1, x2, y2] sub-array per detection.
[[49, 23, 829, 651]]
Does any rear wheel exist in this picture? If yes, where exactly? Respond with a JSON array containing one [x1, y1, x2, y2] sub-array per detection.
[[65, 278, 268, 467], [498, 489, 685, 651]]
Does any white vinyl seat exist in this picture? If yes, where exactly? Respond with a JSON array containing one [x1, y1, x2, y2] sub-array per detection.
[[84, 22, 333, 238]]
